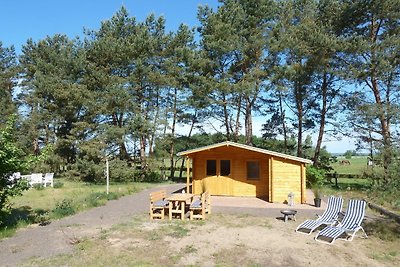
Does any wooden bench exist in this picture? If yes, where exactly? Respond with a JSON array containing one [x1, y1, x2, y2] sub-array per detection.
[[190, 191, 210, 220], [149, 190, 169, 220]]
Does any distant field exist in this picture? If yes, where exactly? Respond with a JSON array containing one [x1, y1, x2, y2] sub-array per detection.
[[331, 156, 373, 175], [328, 156, 373, 192]]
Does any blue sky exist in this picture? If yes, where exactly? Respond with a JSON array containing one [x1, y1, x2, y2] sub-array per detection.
[[1, 0, 355, 153], [1, 0, 219, 54]]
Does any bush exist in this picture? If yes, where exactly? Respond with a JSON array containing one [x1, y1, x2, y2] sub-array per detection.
[[32, 183, 44, 190], [0, 116, 29, 225], [53, 181, 64, 188], [144, 170, 162, 182], [109, 159, 135, 182], [52, 199, 75, 218], [73, 159, 104, 183], [86, 192, 120, 208], [306, 166, 326, 188]]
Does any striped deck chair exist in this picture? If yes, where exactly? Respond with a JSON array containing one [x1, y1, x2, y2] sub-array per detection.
[[315, 199, 368, 244], [295, 196, 343, 235]]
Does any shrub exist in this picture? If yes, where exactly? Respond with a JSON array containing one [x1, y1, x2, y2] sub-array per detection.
[[144, 170, 162, 182], [73, 159, 104, 183], [86, 192, 120, 208], [53, 181, 64, 188], [32, 183, 44, 190], [0, 116, 29, 225], [109, 159, 135, 182], [29, 208, 49, 224], [52, 199, 75, 218], [306, 166, 325, 188]]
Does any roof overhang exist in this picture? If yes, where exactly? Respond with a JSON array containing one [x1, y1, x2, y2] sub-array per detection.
[[177, 141, 312, 164]]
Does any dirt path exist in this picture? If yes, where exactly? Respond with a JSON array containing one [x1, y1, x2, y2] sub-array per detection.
[[0, 184, 185, 267], [0, 184, 327, 266]]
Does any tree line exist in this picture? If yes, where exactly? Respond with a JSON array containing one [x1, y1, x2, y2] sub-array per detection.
[[0, 0, 399, 187]]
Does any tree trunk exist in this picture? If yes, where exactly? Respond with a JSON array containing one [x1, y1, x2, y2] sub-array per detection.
[[233, 95, 242, 142], [295, 83, 303, 157], [179, 112, 197, 180], [278, 90, 288, 152], [140, 135, 147, 181], [222, 92, 231, 141], [169, 88, 178, 180], [244, 96, 253, 146], [369, 16, 392, 179], [313, 71, 328, 166]]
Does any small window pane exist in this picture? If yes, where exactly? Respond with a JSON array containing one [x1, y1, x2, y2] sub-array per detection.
[[220, 160, 230, 176], [247, 161, 260, 180], [206, 160, 217, 176]]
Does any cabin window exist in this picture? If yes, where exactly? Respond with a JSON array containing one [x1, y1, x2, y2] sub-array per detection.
[[247, 161, 260, 180], [206, 160, 217, 176], [220, 160, 231, 176]]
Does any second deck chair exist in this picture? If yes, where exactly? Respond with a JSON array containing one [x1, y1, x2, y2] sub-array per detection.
[[315, 199, 368, 244], [295, 196, 343, 235]]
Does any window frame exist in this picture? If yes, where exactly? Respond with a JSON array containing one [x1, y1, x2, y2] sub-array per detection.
[[246, 161, 260, 180], [206, 159, 217, 176], [220, 159, 231, 176]]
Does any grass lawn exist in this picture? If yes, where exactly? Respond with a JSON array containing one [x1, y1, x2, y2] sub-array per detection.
[[1, 179, 159, 238], [331, 156, 372, 175]]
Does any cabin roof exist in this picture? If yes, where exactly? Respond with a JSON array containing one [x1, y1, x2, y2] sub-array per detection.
[[177, 141, 313, 164]]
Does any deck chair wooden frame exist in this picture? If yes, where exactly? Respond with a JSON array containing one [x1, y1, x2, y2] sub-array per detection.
[[149, 190, 169, 220], [296, 196, 343, 235]]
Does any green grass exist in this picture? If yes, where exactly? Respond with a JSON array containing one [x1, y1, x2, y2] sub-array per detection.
[[11, 179, 153, 213], [1, 179, 158, 238], [332, 156, 371, 175]]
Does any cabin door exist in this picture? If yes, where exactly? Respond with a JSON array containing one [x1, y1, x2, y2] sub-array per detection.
[[205, 159, 233, 195]]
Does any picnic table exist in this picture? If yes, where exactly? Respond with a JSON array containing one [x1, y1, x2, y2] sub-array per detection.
[[167, 193, 194, 220]]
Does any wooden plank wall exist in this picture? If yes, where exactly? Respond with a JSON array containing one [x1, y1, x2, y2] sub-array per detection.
[[192, 146, 269, 198], [272, 158, 302, 203], [190, 145, 304, 203]]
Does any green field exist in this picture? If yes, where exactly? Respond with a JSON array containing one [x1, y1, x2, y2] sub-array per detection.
[[331, 156, 373, 175]]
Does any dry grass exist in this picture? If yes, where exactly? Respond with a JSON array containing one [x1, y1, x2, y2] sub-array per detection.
[[21, 213, 400, 267]]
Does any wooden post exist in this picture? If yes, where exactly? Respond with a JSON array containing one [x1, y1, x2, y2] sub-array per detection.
[[186, 156, 190, 193], [334, 171, 338, 188], [301, 164, 306, 204], [270, 157, 274, 202]]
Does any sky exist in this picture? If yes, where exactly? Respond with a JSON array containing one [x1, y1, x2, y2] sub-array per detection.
[[1, 0, 220, 54], [1, 0, 356, 153]]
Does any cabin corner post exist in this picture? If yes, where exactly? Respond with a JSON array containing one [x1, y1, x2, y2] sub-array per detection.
[[186, 156, 191, 193], [269, 157, 274, 202], [301, 163, 306, 204]]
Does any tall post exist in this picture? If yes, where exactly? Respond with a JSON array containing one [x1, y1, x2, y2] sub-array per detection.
[[106, 157, 109, 195], [186, 156, 190, 193]]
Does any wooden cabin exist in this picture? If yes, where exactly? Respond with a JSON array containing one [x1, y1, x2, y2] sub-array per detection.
[[177, 141, 312, 204]]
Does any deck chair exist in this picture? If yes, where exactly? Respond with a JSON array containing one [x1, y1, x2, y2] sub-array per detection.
[[315, 199, 368, 244], [190, 192, 208, 220], [295, 196, 343, 235], [149, 190, 169, 220], [43, 173, 54, 187], [29, 173, 43, 187]]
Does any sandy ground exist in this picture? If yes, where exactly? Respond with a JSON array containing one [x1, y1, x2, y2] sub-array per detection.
[[0, 184, 398, 266], [166, 215, 383, 267]]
